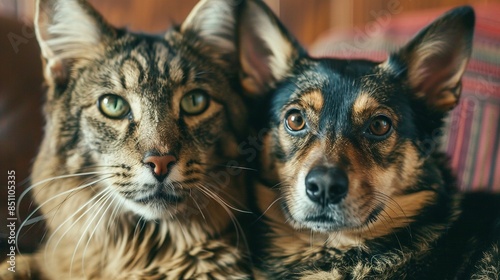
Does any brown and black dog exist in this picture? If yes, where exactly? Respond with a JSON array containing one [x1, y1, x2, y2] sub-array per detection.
[[237, 1, 500, 279]]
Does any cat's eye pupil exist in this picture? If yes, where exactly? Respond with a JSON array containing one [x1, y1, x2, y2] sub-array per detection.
[[191, 94, 197, 106], [181, 90, 209, 115], [98, 94, 130, 119], [112, 98, 119, 109]]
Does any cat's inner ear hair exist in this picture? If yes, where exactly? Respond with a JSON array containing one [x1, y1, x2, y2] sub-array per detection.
[[179, 0, 240, 67], [35, 0, 113, 84]]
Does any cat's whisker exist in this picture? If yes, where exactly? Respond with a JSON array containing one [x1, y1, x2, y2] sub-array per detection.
[[45, 190, 109, 265], [41, 184, 105, 249], [77, 165, 130, 171], [216, 165, 257, 171], [173, 214, 191, 246], [48, 188, 112, 262], [185, 183, 207, 223], [17, 175, 113, 253], [133, 216, 146, 238], [189, 190, 207, 222], [196, 161, 258, 172], [70, 189, 114, 278], [30, 176, 111, 231], [106, 193, 125, 232], [17, 171, 113, 218], [196, 174, 252, 214], [254, 196, 283, 223], [196, 185, 247, 248], [205, 192, 251, 214], [102, 199, 124, 271], [81, 190, 117, 276], [32, 175, 112, 223]]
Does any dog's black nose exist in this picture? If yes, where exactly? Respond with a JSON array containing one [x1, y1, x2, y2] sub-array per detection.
[[305, 166, 348, 205]]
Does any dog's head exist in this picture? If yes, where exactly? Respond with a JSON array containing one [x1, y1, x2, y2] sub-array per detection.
[[239, 1, 474, 234]]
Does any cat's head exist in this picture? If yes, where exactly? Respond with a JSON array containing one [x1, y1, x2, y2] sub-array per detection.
[[34, 0, 247, 220]]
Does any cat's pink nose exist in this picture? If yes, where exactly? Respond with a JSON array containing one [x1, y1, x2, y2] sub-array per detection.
[[143, 154, 176, 179]]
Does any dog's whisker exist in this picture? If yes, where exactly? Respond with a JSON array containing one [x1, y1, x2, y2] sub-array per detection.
[[269, 181, 287, 190]]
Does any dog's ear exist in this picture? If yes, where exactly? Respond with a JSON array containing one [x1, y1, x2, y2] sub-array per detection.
[[238, 0, 305, 95], [390, 6, 475, 112], [35, 0, 114, 85], [180, 0, 241, 68]]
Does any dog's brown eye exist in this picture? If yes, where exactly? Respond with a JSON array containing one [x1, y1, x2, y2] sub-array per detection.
[[369, 115, 392, 136], [286, 111, 306, 131]]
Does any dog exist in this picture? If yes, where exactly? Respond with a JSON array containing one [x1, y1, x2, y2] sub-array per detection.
[[236, 1, 500, 279]]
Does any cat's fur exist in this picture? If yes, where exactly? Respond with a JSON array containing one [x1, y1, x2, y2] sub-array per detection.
[[1, 0, 251, 279]]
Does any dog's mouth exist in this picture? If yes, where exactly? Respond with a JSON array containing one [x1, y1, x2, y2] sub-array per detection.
[[288, 201, 386, 232]]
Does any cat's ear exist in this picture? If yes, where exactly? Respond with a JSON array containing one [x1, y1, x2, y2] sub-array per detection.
[[389, 6, 475, 112], [180, 0, 241, 67], [35, 0, 113, 84], [238, 0, 305, 95]]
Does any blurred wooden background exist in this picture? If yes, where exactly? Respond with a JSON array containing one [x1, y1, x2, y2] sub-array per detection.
[[0, 0, 499, 47]]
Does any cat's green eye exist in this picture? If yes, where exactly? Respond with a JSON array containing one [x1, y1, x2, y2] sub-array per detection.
[[98, 94, 131, 119], [181, 90, 210, 115]]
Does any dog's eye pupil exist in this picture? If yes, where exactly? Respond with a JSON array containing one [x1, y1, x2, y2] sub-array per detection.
[[369, 116, 391, 136], [286, 112, 306, 131]]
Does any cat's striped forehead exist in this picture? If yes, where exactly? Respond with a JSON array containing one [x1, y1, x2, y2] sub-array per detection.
[[101, 32, 215, 94]]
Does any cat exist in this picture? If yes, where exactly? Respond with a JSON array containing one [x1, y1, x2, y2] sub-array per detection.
[[0, 0, 252, 279]]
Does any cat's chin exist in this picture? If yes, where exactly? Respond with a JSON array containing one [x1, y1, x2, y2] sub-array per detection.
[[110, 190, 186, 220], [123, 199, 186, 220]]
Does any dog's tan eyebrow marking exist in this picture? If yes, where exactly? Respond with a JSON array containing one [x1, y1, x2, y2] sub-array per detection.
[[300, 90, 324, 112], [352, 93, 379, 124]]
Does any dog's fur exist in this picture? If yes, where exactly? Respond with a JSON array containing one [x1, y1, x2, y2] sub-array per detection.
[[237, 1, 500, 279]]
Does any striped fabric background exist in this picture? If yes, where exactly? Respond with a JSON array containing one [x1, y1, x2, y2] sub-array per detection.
[[311, 4, 500, 192]]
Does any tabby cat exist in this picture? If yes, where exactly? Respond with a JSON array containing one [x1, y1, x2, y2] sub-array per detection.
[[1, 0, 251, 279]]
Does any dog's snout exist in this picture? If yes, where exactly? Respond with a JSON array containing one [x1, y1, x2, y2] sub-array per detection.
[[305, 166, 348, 205]]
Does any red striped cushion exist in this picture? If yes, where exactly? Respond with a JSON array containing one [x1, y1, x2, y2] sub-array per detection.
[[311, 4, 500, 192]]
